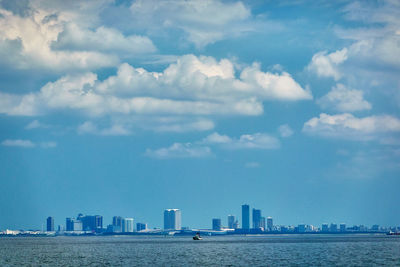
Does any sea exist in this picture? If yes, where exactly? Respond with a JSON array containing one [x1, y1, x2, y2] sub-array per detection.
[[0, 234, 399, 266]]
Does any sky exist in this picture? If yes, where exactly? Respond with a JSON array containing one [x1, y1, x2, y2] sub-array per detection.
[[0, 0, 399, 230]]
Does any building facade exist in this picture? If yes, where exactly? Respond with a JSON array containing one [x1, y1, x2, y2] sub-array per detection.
[[242, 204, 250, 230], [46, 217, 54, 232], [267, 217, 273, 231], [212, 218, 222, 230], [252, 208, 262, 229], [164, 209, 181, 230], [123, 218, 134, 233], [228, 215, 236, 229]]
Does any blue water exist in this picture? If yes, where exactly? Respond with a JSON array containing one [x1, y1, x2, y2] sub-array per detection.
[[1, 234, 399, 266]]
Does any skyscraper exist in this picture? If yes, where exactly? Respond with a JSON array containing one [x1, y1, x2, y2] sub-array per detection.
[[212, 218, 222, 230], [242, 204, 250, 230], [267, 217, 273, 231], [46, 217, 54, 232], [164, 209, 181, 230], [123, 218, 134, 233], [112, 216, 123, 232], [79, 215, 103, 232], [228, 215, 235, 229], [252, 208, 262, 229], [260, 217, 266, 229], [66, 218, 82, 231]]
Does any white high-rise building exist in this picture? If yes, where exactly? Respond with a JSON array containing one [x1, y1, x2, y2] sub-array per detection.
[[123, 218, 134, 233], [164, 209, 181, 230]]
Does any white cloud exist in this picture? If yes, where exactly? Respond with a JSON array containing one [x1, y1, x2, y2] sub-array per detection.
[[145, 143, 212, 159], [53, 23, 156, 54], [203, 132, 280, 150], [317, 84, 372, 112], [307, 48, 348, 81], [0, 8, 119, 71], [0, 0, 161, 72], [278, 124, 294, 138], [129, 0, 252, 48], [0, 55, 311, 118], [202, 132, 232, 144], [303, 113, 400, 143], [2, 139, 35, 148], [147, 131, 280, 159], [77, 121, 130, 136]]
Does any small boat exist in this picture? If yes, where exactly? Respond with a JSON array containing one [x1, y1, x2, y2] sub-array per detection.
[[193, 232, 203, 240]]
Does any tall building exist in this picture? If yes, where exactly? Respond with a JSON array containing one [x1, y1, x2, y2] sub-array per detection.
[[330, 223, 338, 232], [252, 208, 262, 229], [66, 218, 73, 231], [66, 218, 82, 231], [260, 217, 266, 229], [164, 209, 181, 230], [212, 218, 222, 231], [46, 217, 54, 232], [242, 204, 250, 230], [136, 223, 147, 231], [79, 215, 103, 232], [123, 218, 134, 233], [340, 223, 346, 232], [322, 223, 329, 232], [267, 217, 273, 231], [112, 216, 123, 232], [228, 215, 235, 229]]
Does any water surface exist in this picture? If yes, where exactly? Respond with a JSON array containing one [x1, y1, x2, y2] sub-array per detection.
[[1, 234, 399, 266]]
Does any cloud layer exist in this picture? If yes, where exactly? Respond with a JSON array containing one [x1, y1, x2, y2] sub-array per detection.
[[303, 113, 400, 143], [0, 55, 311, 128], [147, 131, 280, 159]]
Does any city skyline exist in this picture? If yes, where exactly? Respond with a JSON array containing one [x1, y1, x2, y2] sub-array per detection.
[[0, 0, 399, 230], [3, 201, 397, 233]]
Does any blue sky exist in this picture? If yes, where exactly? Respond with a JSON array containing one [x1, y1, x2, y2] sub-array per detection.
[[0, 0, 399, 230]]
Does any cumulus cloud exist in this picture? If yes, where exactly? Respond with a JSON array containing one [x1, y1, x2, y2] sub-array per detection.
[[145, 143, 212, 159], [0, 1, 157, 72], [206, 132, 279, 149], [317, 84, 371, 112], [307, 48, 348, 81], [1, 139, 56, 148], [52, 23, 156, 54], [203, 132, 280, 150], [0, 8, 119, 71], [0, 55, 311, 118], [129, 0, 252, 48], [278, 124, 294, 138], [303, 113, 400, 143], [147, 131, 280, 159], [306, 1, 400, 107]]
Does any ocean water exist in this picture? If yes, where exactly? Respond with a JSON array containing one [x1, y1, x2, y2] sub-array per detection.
[[0, 234, 399, 266]]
